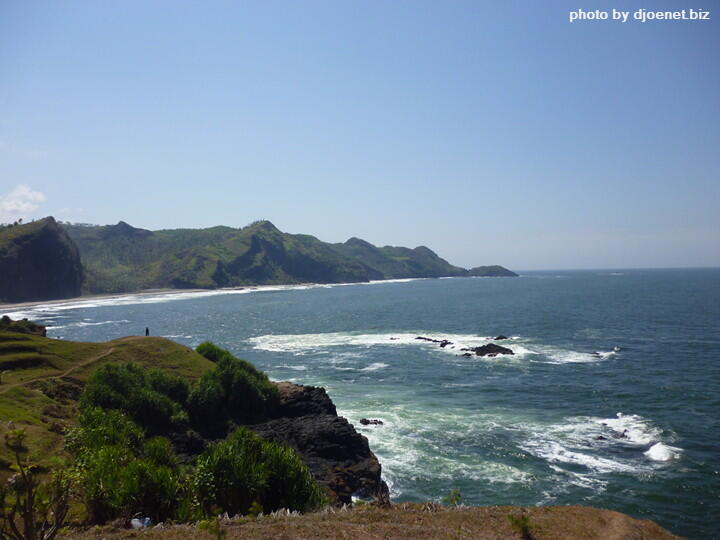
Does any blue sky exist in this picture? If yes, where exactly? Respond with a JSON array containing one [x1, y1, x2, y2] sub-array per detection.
[[1, 0, 718, 270]]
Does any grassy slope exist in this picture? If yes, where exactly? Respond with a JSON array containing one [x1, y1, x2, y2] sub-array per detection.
[[64, 503, 682, 539], [0, 332, 214, 470]]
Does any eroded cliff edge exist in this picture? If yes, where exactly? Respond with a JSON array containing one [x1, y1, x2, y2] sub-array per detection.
[[251, 381, 390, 505]]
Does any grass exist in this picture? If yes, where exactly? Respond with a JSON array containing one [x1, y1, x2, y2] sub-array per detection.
[[0, 332, 214, 471], [59, 503, 682, 539]]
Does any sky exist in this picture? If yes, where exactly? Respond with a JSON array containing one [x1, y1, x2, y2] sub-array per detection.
[[1, 0, 718, 270]]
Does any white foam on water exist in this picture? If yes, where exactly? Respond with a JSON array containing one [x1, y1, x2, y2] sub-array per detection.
[[336, 405, 537, 499], [276, 364, 308, 371], [360, 362, 388, 372], [1, 279, 433, 320], [248, 331, 531, 361], [644, 443, 682, 462], [50, 319, 131, 330], [524, 342, 621, 364], [522, 439, 637, 474], [596, 413, 665, 445], [519, 412, 682, 489]]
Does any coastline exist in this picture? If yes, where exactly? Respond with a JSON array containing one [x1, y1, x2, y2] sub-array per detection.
[[0, 277, 436, 315]]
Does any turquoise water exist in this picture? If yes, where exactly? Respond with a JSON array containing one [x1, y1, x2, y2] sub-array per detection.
[[5, 269, 719, 538]]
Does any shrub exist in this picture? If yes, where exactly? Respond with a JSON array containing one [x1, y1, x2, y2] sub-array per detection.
[[189, 343, 278, 435], [67, 407, 183, 523], [508, 512, 533, 540], [65, 407, 144, 455], [194, 427, 326, 516], [80, 363, 188, 433], [442, 488, 462, 507]]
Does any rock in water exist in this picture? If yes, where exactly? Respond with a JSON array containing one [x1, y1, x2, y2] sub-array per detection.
[[360, 418, 384, 426], [461, 343, 514, 356]]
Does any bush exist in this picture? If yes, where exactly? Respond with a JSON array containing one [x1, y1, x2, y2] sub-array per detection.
[[65, 407, 144, 455], [194, 427, 326, 516], [80, 363, 188, 433], [189, 343, 278, 435], [67, 407, 183, 523]]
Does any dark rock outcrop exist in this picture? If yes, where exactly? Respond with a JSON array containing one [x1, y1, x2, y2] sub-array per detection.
[[461, 343, 514, 357], [360, 418, 384, 426], [0, 217, 83, 303], [250, 381, 389, 505], [416, 336, 453, 348]]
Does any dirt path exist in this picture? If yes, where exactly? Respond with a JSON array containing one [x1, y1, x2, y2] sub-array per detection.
[[0, 347, 115, 395]]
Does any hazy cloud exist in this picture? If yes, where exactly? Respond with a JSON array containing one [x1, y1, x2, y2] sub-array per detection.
[[0, 184, 46, 222]]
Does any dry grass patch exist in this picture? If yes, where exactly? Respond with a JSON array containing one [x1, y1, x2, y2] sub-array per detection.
[[63, 503, 682, 540]]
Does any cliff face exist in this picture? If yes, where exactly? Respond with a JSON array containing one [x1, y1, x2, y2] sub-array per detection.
[[0, 217, 84, 303], [252, 381, 390, 505]]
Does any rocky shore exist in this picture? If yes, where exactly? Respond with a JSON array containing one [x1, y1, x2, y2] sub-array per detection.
[[250, 382, 390, 505]]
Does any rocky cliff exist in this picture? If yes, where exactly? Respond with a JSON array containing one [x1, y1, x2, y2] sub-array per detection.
[[252, 381, 390, 505], [0, 217, 84, 303]]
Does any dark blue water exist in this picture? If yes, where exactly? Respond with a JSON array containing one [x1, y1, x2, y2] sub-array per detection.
[[4, 269, 719, 538]]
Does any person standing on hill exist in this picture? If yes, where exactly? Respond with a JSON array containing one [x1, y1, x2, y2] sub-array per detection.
[[145, 327, 149, 337]]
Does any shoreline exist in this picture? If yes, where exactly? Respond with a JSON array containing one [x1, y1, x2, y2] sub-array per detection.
[[0, 287, 218, 312], [0, 275, 516, 314], [0, 279, 404, 313]]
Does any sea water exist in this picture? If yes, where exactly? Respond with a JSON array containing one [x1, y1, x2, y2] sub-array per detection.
[[4, 269, 719, 538]]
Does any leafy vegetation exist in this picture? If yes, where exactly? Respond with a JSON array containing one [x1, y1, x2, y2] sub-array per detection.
[[508, 512, 534, 539], [65, 352, 321, 523], [0, 318, 46, 337], [61, 219, 510, 294], [0, 333, 212, 473], [0, 334, 326, 525], [80, 363, 189, 434], [66, 408, 183, 523], [189, 343, 279, 435], [441, 488, 462, 507], [0, 429, 70, 540], [194, 427, 326, 516]]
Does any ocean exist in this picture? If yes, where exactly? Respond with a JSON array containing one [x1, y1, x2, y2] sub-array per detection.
[[4, 268, 719, 539]]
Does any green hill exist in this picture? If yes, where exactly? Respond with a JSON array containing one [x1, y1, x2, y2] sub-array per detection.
[[468, 265, 518, 277], [0, 332, 213, 470], [63, 219, 514, 294]]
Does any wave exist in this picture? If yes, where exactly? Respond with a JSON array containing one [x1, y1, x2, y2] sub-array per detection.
[[248, 331, 523, 355], [596, 412, 664, 445], [339, 405, 535, 498], [644, 442, 682, 462], [50, 319, 131, 330], [276, 364, 308, 371], [519, 412, 681, 484], [528, 344, 620, 364], [249, 332, 620, 369]]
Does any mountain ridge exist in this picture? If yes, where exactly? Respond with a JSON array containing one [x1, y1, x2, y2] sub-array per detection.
[[0, 217, 517, 302]]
